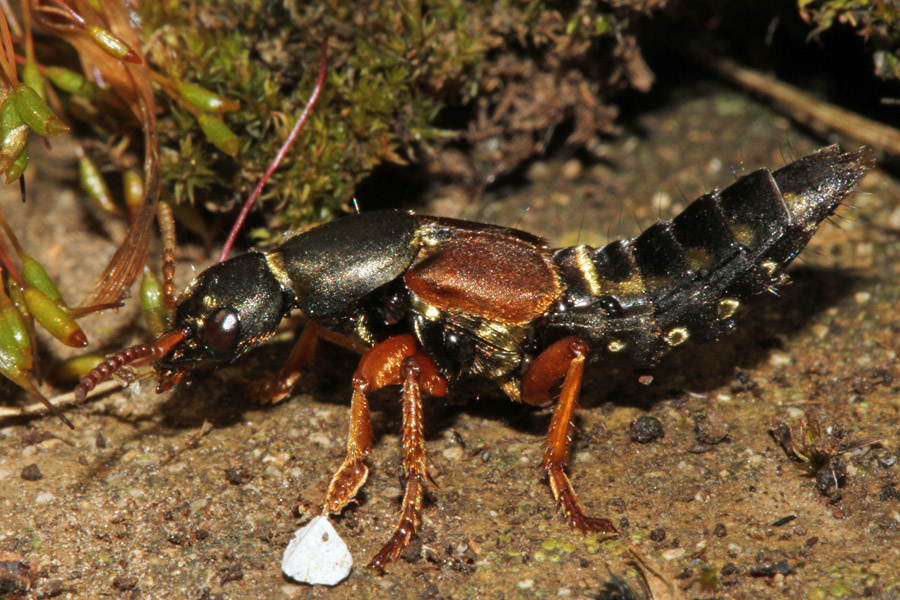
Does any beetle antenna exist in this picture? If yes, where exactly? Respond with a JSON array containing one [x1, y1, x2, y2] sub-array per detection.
[[74, 329, 186, 404]]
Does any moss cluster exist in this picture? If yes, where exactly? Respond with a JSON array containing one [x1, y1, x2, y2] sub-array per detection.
[[798, 0, 900, 79], [138, 1, 632, 233], [38, 0, 890, 238]]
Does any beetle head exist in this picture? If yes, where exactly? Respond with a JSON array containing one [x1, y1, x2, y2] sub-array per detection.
[[155, 252, 290, 370], [75, 252, 291, 403]]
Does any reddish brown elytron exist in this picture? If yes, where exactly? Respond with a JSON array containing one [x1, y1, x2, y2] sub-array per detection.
[[404, 228, 562, 324], [75, 146, 872, 571]]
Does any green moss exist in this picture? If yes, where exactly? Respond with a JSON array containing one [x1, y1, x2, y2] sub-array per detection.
[[799, 0, 900, 74], [136, 1, 622, 232], [828, 580, 853, 597]]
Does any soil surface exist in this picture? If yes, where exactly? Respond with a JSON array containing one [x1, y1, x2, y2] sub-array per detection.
[[2, 83, 900, 600]]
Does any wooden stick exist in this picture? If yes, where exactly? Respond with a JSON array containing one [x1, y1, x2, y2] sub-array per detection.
[[690, 47, 900, 155], [0, 379, 122, 420]]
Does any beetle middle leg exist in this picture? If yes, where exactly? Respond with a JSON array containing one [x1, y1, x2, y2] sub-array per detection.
[[523, 336, 616, 534], [320, 334, 448, 570]]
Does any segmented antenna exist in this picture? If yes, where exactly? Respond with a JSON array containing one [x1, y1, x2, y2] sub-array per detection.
[[74, 329, 186, 404], [73, 343, 157, 404], [156, 201, 177, 310]]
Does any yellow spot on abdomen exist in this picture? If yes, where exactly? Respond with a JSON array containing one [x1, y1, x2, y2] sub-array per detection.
[[717, 297, 740, 320], [666, 326, 690, 347]]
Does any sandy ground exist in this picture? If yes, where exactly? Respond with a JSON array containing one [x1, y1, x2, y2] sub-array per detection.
[[1, 85, 899, 600]]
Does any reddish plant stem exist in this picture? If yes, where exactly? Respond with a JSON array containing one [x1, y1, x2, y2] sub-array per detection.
[[217, 36, 329, 263]]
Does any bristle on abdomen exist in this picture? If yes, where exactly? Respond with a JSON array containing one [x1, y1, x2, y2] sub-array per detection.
[[772, 145, 873, 224]]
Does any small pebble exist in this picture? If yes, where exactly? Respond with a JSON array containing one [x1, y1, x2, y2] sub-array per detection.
[[20, 464, 42, 481], [661, 548, 685, 560], [629, 416, 664, 443], [562, 159, 583, 180], [282, 516, 352, 586], [35, 491, 55, 504]]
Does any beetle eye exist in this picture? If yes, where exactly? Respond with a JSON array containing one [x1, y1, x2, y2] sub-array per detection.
[[202, 308, 240, 357]]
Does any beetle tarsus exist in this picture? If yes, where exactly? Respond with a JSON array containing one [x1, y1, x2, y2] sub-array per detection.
[[322, 386, 372, 514]]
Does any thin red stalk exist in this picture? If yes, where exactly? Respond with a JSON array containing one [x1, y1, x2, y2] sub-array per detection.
[[0, 5, 18, 83], [0, 0, 21, 36], [0, 236, 23, 285], [47, 0, 85, 26], [217, 37, 329, 263], [22, 2, 34, 63], [0, 209, 26, 258]]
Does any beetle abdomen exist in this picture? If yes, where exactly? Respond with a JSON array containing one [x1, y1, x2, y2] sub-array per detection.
[[543, 145, 873, 365]]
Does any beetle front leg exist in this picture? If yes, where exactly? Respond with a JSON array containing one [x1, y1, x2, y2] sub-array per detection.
[[248, 322, 320, 405], [322, 384, 373, 514], [523, 336, 616, 535]]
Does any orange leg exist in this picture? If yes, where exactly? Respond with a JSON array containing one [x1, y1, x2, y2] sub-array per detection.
[[248, 322, 320, 405], [523, 336, 616, 534], [320, 334, 448, 571], [367, 355, 434, 571], [322, 384, 373, 515]]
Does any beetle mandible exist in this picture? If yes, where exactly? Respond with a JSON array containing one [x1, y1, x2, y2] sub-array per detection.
[[74, 144, 873, 570]]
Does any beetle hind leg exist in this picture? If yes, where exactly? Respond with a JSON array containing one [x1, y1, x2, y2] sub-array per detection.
[[523, 336, 617, 535]]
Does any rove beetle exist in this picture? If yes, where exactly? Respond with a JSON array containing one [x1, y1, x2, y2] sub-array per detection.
[[74, 144, 872, 570]]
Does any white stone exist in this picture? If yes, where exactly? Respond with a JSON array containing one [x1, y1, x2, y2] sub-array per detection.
[[281, 516, 352, 586]]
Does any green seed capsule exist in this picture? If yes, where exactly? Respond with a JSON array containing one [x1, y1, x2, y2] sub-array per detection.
[[1, 93, 23, 131], [176, 81, 240, 113], [170, 201, 208, 238], [78, 151, 119, 215], [5, 140, 28, 184], [122, 169, 144, 217], [0, 96, 29, 174], [196, 113, 239, 156], [21, 255, 64, 304], [52, 353, 105, 384], [0, 337, 30, 388], [0, 288, 31, 371], [23, 288, 87, 347], [87, 25, 141, 64], [140, 266, 169, 335], [12, 84, 69, 137], [21, 61, 44, 101], [6, 278, 29, 318], [45, 66, 99, 99]]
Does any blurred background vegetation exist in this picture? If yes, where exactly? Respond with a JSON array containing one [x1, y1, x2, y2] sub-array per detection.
[[15, 0, 894, 236]]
